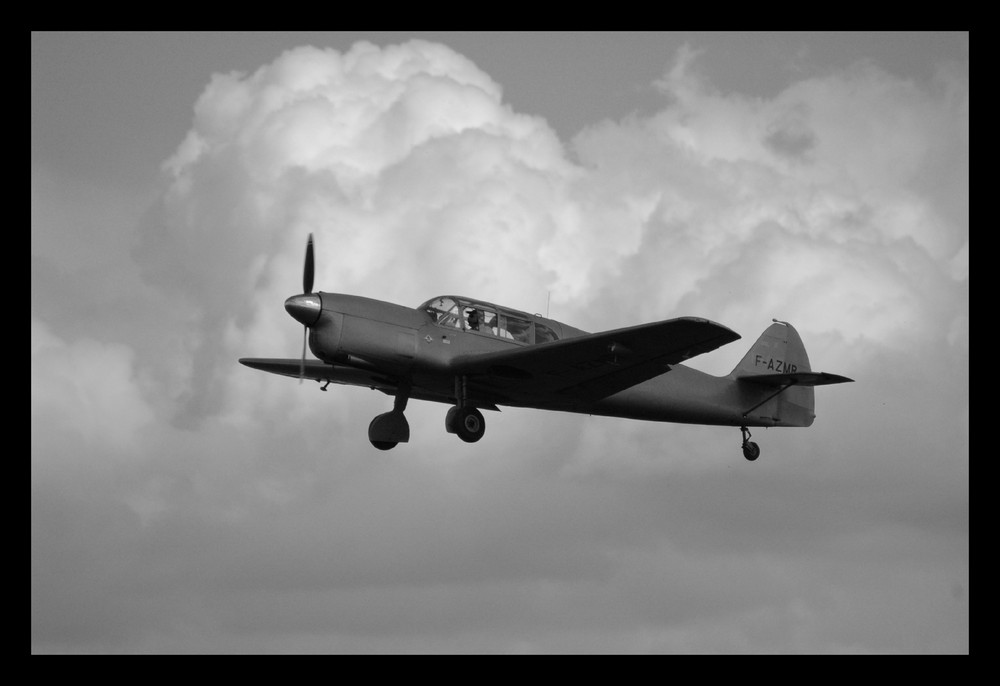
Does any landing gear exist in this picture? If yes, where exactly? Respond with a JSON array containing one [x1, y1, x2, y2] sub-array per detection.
[[740, 426, 761, 461], [445, 375, 486, 443], [368, 380, 411, 450], [368, 411, 408, 450], [445, 406, 486, 443]]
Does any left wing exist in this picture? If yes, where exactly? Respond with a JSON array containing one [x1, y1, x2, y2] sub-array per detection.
[[239, 357, 495, 408], [453, 317, 741, 404], [240, 358, 338, 381], [238, 358, 403, 395]]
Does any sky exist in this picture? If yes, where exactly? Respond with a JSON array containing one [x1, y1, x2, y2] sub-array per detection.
[[31, 31, 968, 654]]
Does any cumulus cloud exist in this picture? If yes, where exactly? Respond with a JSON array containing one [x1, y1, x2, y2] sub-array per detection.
[[33, 38, 967, 653], [134, 41, 582, 427], [137, 39, 966, 411], [566, 54, 967, 348]]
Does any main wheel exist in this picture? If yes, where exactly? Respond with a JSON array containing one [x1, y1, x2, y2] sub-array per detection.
[[453, 407, 486, 443], [742, 441, 761, 461], [444, 406, 459, 434], [368, 413, 407, 451]]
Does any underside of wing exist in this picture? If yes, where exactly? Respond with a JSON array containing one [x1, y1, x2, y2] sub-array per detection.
[[452, 317, 741, 404], [238, 358, 495, 409], [238, 358, 402, 394], [240, 358, 334, 380]]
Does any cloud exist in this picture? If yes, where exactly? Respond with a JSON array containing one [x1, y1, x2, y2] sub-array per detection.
[[133, 42, 580, 426], [33, 39, 967, 653], [31, 319, 154, 457], [566, 54, 967, 347], [141, 40, 967, 383]]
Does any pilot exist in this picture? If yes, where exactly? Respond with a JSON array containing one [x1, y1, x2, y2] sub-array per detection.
[[467, 309, 481, 331]]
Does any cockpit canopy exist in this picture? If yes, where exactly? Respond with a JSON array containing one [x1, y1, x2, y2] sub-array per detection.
[[420, 296, 560, 344]]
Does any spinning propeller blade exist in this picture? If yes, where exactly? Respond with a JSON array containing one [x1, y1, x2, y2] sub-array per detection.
[[303, 233, 315, 295], [300, 326, 307, 383], [300, 233, 314, 382]]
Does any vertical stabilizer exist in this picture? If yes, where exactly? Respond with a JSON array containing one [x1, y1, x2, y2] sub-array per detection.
[[730, 319, 812, 378], [729, 320, 815, 427]]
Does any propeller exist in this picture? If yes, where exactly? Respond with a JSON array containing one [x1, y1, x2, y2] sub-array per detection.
[[301, 233, 314, 382], [303, 233, 315, 295], [284, 234, 322, 383], [300, 326, 308, 383]]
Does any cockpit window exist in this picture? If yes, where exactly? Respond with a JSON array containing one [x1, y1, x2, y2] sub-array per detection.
[[535, 322, 559, 344], [499, 313, 532, 343], [424, 297, 463, 329], [465, 305, 499, 336], [421, 296, 560, 344]]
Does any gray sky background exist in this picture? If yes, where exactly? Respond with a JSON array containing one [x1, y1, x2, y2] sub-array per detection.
[[31, 32, 968, 654]]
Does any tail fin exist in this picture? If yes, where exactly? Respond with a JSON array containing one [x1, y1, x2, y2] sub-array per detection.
[[728, 320, 817, 427], [729, 319, 811, 379]]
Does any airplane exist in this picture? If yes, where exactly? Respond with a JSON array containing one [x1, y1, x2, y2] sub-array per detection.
[[240, 235, 853, 460]]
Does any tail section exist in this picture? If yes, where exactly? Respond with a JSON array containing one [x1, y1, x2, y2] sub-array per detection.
[[728, 320, 853, 427]]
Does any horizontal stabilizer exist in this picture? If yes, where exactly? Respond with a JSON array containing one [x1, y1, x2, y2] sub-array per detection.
[[737, 371, 854, 387]]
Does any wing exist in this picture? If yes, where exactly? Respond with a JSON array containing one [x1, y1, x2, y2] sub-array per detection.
[[239, 358, 402, 393], [452, 317, 741, 405], [240, 358, 332, 380], [239, 358, 497, 408]]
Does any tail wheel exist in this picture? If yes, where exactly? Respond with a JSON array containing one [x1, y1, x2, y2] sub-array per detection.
[[740, 426, 761, 461]]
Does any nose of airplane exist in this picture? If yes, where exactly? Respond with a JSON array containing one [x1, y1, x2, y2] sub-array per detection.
[[284, 293, 322, 326]]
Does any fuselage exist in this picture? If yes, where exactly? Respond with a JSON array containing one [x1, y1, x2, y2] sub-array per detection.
[[298, 292, 787, 428]]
